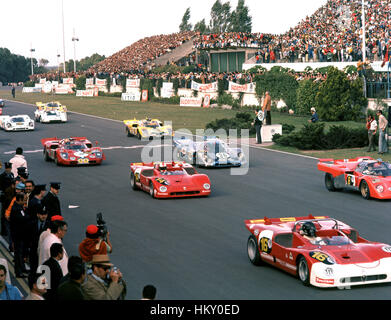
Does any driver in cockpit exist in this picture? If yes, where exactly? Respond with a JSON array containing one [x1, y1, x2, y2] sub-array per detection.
[[299, 222, 326, 245]]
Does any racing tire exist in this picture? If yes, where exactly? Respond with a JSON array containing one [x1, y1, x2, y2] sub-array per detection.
[[297, 256, 310, 286], [324, 173, 336, 192], [137, 132, 141, 140], [360, 180, 371, 200], [54, 153, 60, 166], [126, 128, 131, 137], [149, 181, 155, 198], [43, 149, 50, 162], [247, 235, 264, 266], [130, 172, 139, 190]]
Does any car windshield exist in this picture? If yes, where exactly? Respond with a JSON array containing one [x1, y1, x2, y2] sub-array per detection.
[[64, 143, 87, 150], [143, 121, 159, 128], [307, 235, 352, 246], [160, 169, 185, 175], [204, 141, 228, 154], [361, 162, 391, 177], [11, 117, 25, 122], [47, 103, 59, 107], [46, 111, 58, 115]]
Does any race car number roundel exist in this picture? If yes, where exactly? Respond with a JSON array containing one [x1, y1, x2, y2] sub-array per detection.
[[258, 230, 273, 254]]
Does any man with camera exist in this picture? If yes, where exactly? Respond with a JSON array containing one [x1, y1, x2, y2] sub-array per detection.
[[79, 224, 112, 266], [81, 254, 126, 300]]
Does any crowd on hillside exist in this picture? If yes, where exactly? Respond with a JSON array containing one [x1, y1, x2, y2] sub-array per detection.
[[193, 0, 391, 64], [26, 0, 391, 87], [0, 151, 156, 301], [87, 31, 196, 74]]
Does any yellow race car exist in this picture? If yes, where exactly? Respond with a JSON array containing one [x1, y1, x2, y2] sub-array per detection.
[[123, 118, 173, 139], [35, 101, 67, 123]]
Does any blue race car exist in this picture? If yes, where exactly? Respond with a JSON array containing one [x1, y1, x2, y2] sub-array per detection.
[[173, 136, 246, 167]]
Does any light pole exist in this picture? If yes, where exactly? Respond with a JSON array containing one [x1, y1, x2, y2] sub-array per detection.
[[30, 45, 35, 76], [57, 53, 61, 80], [61, 0, 66, 73], [72, 29, 79, 73]]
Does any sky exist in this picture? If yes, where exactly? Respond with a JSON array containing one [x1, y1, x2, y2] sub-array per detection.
[[1, 0, 327, 66]]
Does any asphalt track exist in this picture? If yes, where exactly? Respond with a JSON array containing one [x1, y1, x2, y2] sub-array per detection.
[[1, 98, 391, 300]]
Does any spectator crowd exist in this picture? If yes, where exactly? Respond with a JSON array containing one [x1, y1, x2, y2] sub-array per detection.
[[0, 148, 156, 301], [27, 0, 391, 90]]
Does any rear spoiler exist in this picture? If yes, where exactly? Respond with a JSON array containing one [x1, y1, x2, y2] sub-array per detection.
[[244, 214, 329, 227]]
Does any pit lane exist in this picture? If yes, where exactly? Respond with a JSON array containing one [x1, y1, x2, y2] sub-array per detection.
[[1, 99, 390, 299]]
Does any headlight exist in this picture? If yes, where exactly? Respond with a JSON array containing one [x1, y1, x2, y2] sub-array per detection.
[[70, 157, 76, 160], [376, 185, 384, 193], [159, 186, 167, 192], [60, 153, 68, 159], [95, 152, 102, 158], [203, 183, 210, 190]]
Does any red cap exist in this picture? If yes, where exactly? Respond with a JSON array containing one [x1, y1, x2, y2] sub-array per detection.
[[86, 225, 98, 235], [51, 215, 64, 222]]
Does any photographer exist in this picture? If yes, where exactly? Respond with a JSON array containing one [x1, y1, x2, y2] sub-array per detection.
[[81, 254, 126, 300], [79, 224, 112, 265]]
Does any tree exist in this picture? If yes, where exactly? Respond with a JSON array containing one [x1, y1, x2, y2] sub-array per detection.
[[229, 0, 252, 33], [209, 0, 231, 33], [194, 19, 209, 34], [0, 47, 31, 83], [38, 58, 49, 67], [179, 7, 192, 32], [314, 67, 367, 121]]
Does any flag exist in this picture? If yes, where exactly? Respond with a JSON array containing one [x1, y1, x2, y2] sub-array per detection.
[[381, 45, 389, 68]]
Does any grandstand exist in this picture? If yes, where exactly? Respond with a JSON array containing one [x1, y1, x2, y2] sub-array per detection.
[[87, 0, 390, 75]]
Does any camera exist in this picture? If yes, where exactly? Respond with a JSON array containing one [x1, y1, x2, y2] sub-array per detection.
[[96, 212, 108, 240]]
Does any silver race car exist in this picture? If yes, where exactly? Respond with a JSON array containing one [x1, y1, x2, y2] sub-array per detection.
[[0, 115, 35, 131], [174, 136, 246, 167]]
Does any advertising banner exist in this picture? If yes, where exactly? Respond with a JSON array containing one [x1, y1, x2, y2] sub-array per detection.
[[203, 94, 211, 108], [62, 78, 74, 84], [22, 87, 42, 93], [161, 82, 174, 98], [39, 78, 46, 84], [121, 92, 141, 101], [126, 79, 140, 88], [55, 84, 73, 94], [180, 97, 203, 107], [86, 78, 94, 86], [96, 78, 107, 86], [141, 90, 148, 102], [76, 89, 95, 97], [228, 81, 256, 93], [191, 81, 217, 92]]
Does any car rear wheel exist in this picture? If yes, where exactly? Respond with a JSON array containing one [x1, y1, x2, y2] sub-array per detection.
[[297, 256, 310, 286], [247, 235, 264, 266], [324, 173, 336, 191], [149, 181, 155, 198], [43, 149, 50, 161], [360, 181, 370, 200], [137, 132, 141, 140], [54, 153, 60, 166], [130, 172, 139, 190]]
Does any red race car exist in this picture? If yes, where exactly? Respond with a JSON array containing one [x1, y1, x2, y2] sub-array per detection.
[[245, 215, 391, 288], [129, 161, 211, 198], [41, 137, 105, 166], [317, 156, 391, 200]]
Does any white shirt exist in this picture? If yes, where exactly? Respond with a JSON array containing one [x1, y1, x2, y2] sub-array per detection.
[[370, 120, 377, 131], [39, 233, 68, 275], [9, 154, 28, 177]]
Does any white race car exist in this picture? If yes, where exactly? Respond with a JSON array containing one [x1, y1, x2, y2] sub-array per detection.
[[0, 115, 35, 131], [34, 102, 67, 123]]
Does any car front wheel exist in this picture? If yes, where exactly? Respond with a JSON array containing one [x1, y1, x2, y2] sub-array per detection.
[[247, 235, 263, 266], [149, 181, 155, 198], [297, 256, 310, 286], [360, 180, 370, 200], [130, 172, 139, 190]]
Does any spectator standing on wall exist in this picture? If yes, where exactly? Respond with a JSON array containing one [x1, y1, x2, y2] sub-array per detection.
[[377, 110, 388, 154], [262, 91, 272, 125], [366, 115, 377, 152]]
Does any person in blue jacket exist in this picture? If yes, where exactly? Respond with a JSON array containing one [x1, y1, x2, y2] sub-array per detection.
[[0, 264, 23, 300]]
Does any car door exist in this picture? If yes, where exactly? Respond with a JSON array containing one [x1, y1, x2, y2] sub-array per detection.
[[271, 233, 297, 275]]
